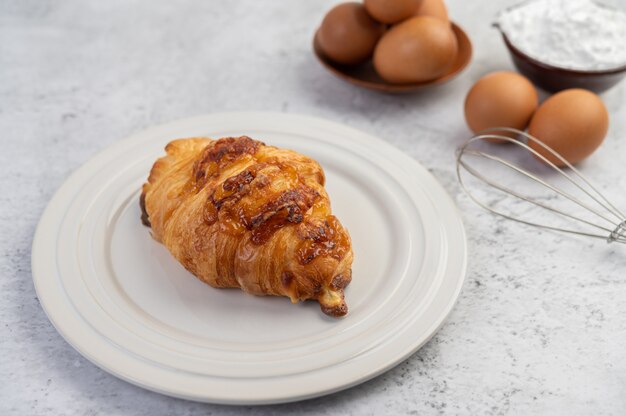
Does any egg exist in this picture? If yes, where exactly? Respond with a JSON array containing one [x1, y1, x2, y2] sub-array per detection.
[[364, 0, 423, 24], [373, 16, 457, 83], [414, 0, 449, 22], [528, 89, 609, 166], [317, 2, 385, 65], [464, 71, 538, 142]]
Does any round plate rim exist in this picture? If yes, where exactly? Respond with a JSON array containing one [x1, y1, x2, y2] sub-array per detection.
[[31, 112, 467, 404]]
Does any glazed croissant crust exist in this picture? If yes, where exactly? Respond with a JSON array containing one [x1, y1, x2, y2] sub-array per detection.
[[141, 136, 353, 317]]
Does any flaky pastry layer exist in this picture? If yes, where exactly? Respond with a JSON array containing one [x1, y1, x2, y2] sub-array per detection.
[[141, 136, 353, 317]]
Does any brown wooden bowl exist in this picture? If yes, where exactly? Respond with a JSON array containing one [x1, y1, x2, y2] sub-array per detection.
[[499, 30, 626, 94], [312, 22, 472, 93]]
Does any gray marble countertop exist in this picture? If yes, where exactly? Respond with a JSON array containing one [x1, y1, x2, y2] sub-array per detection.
[[2, 0, 626, 414]]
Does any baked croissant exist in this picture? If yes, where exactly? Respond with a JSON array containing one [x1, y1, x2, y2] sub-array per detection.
[[140, 136, 353, 317]]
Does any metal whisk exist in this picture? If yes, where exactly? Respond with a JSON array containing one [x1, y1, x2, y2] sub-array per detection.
[[456, 127, 626, 244]]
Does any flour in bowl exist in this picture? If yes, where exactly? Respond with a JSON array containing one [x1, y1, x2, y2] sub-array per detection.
[[497, 0, 626, 71]]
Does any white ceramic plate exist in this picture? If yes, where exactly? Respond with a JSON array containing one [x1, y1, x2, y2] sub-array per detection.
[[32, 112, 467, 405]]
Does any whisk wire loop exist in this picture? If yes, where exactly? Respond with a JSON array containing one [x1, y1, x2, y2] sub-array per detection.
[[456, 128, 626, 245], [458, 153, 616, 235]]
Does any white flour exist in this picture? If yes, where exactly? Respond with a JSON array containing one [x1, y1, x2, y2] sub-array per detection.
[[497, 0, 626, 70]]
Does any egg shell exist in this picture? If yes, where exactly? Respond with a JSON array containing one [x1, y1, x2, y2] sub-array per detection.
[[317, 2, 385, 65], [528, 89, 609, 167], [414, 0, 449, 22], [373, 16, 458, 84], [364, 0, 423, 24], [464, 71, 538, 142]]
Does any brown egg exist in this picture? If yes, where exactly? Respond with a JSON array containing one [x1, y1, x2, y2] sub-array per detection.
[[364, 0, 423, 24], [528, 89, 609, 167], [373, 16, 457, 83], [317, 2, 385, 65], [414, 0, 449, 22], [464, 71, 538, 142]]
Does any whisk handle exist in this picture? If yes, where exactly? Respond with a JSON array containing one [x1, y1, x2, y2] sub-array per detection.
[[608, 221, 626, 244]]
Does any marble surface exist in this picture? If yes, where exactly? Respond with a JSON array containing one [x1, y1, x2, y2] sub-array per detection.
[[2, 0, 626, 414]]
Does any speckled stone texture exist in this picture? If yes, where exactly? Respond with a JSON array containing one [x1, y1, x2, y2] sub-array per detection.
[[2, 0, 626, 415]]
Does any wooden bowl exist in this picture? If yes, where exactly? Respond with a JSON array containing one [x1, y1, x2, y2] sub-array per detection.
[[312, 22, 472, 93]]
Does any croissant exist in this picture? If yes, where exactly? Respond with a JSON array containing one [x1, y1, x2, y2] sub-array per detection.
[[140, 136, 353, 317]]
